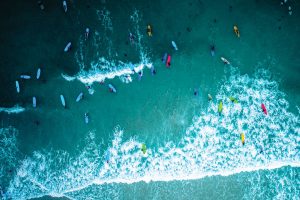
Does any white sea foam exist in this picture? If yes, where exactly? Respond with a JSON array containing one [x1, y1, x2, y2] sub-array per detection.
[[6, 68, 300, 200], [63, 9, 152, 86], [0, 105, 25, 114]]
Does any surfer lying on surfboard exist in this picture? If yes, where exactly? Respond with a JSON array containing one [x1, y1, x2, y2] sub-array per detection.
[[221, 57, 230, 65]]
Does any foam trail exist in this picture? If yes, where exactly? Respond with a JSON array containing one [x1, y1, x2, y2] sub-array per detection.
[[0, 105, 25, 114], [63, 9, 152, 86], [7, 68, 300, 199]]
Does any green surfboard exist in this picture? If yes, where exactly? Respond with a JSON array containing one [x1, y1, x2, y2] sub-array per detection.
[[218, 101, 223, 113], [141, 144, 147, 154]]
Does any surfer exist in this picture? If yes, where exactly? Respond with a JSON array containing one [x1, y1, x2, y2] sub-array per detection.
[[84, 113, 89, 124], [208, 94, 213, 101], [166, 55, 171, 67], [241, 133, 245, 145], [162, 53, 167, 63], [261, 103, 267, 115], [37, 1, 45, 10], [151, 66, 156, 75], [218, 101, 223, 115], [85, 28, 90, 40], [194, 89, 198, 96], [233, 25, 240, 37], [141, 144, 147, 154], [229, 96, 238, 103], [63, 0, 67, 13], [129, 32, 135, 44], [210, 45, 215, 56], [138, 71, 143, 81], [147, 25, 152, 36]]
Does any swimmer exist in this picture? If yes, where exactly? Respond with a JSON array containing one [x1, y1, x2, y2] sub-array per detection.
[[84, 113, 89, 124], [210, 45, 215, 56], [85, 28, 90, 40]]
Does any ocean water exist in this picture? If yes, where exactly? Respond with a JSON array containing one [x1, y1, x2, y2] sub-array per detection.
[[0, 0, 299, 199]]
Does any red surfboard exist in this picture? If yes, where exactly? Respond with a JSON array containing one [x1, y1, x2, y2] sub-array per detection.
[[261, 103, 267, 115], [166, 55, 171, 67]]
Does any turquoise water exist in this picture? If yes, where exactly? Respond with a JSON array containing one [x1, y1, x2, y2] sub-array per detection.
[[0, 0, 299, 199]]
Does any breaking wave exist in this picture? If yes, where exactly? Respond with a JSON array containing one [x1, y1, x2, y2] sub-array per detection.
[[0, 105, 25, 114], [62, 9, 152, 87], [4, 67, 300, 199]]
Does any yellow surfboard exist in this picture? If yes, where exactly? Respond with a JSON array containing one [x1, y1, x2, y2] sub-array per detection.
[[241, 133, 245, 145]]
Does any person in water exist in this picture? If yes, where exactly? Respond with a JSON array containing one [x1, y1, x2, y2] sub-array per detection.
[[85, 28, 90, 40], [210, 45, 215, 56], [151, 66, 156, 75], [194, 89, 198, 96], [129, 32, 135, 44], [138, 71, 143, 81]]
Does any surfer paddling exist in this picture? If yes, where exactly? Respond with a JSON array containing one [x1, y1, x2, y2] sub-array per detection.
[[221, 57, 230, 65]]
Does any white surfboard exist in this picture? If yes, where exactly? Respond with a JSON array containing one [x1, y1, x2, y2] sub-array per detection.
[[84, 113, 89, 124], [171, 41, 178, 51], [20, 75, 31, 79], [64, 42, 71, 52], [33, 97, 36, 108], [16, 81, 20, 93], [108, 84, 116, 93], [60, 94, 66, 107], [221, 57, 230, 65], [76, 92, 83, 102], [36, 68, 41, 79], [63, 1, 67, 13]]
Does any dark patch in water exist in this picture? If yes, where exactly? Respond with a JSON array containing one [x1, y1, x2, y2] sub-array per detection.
[[278, 26, 281, 30], [186, 27, 192, 32]]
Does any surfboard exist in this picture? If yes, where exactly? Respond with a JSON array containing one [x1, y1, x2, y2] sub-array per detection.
[[84, 113, 89, 124], [208, 94, 212, 100], [229, 96, 238, 103], [105, 150, 111, 163], [241, 133, 245, 145], [171, 41, 178, 51], [261, 103, 267, 115], [36, 68, 41, 79], [108, 84, 116, 93], [76, 92, 83, 102], [16, 81, 20, 93], [33, 97, 36, 108], [218, 101, 223, 113], [64, 42, 71, 52], [63, 0, 67, 13], [20, 75, 31, 79], [162, 53, 167, 63], [166, 55, 171, 67], [141, 144, 147, 154], [60, 95, 66, 107], [221, 57, 230, 65]]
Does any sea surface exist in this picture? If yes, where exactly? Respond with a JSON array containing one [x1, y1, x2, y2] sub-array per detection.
[[0, 0, 299, 199]]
